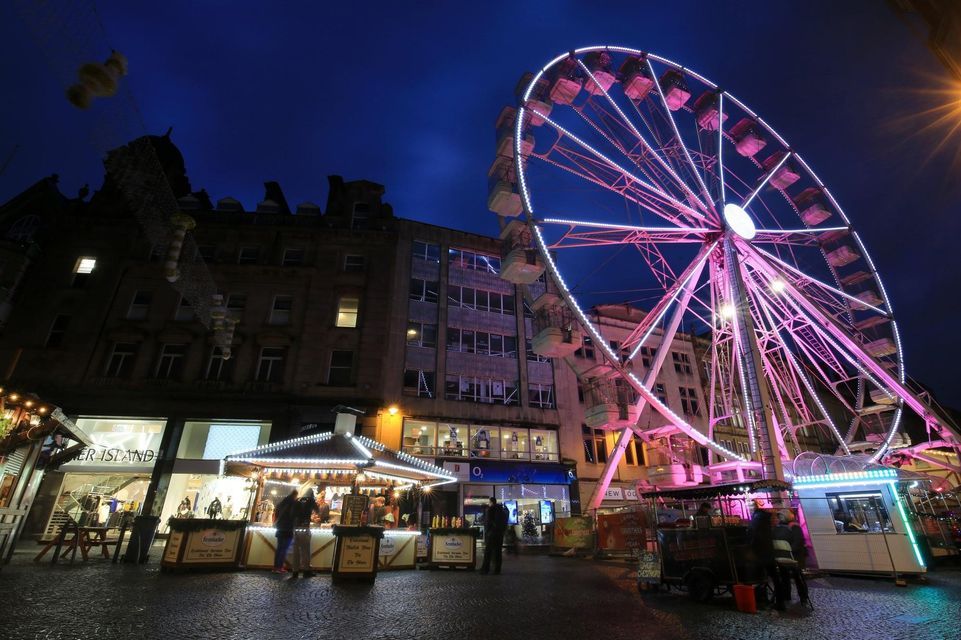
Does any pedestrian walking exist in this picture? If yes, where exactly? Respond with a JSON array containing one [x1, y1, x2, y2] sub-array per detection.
[[748, 499, 786, 611], [273, 489, 298, 573], [480, 497, 508, 575], [773, 510, 810, 607], [290, 489, 321, 579]]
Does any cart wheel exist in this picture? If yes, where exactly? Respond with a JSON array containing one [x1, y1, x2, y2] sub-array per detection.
[[686, 571, 715, 603]]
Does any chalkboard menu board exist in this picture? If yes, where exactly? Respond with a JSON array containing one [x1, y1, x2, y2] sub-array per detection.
[[637, 550, 661, 583], [341, 494, 369, 526]]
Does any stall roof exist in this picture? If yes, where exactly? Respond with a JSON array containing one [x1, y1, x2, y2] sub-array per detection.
[[641, 480, 791, 500], [224, 431, 457, 486]]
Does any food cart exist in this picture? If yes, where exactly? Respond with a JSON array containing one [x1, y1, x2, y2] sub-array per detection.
[[641, 480, 791, 602], [161, 425, 455, 574]]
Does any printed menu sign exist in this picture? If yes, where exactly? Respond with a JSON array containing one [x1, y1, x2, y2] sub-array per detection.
[[637, 550, 661, 583], [341, 494, 369, 526], [430, 533, 474, 563], [337, 535, 376, 572], [182, 528, 241, 563]]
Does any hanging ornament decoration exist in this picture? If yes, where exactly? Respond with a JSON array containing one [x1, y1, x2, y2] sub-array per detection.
[[164, 212, 197, 283], [67, 50, 128, 109]]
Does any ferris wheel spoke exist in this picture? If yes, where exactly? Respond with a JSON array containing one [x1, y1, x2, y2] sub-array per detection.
[[537, 218, 710, 250], [531, 113, 710, 225], [644, 58, 714, 210], [751, 226, 851, 247], [738, 242, 957, 446], [717, 92, 727, 207], [618, 241, 715, 357], [741, 152, 793, 210], [573, 58, 713, 218], [750, 284, 852, 454], [752, 245, 888, 317]]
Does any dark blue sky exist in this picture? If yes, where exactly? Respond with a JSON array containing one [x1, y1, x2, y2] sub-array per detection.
[[1, 1, 959, 406]]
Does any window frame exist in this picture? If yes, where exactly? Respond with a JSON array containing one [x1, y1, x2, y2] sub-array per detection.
[[269, 295, 293, 326], [155, 343, 187, 380], [327, 349, 354, 386], [255, 347, 286, 383], [335, 295, 360, 328]]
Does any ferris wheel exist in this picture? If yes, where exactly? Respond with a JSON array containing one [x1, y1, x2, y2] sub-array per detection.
[[496, 45, 959, 482]]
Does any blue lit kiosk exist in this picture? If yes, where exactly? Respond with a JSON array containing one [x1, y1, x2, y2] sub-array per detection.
[[218, 415, 457, 581]]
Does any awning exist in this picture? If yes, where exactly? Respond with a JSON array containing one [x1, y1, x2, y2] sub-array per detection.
[[641, 479, 791, 500], [224, 431, 457, 488]]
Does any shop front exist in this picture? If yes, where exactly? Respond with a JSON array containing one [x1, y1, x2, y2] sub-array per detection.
[[443, 459, 575, 545], [0, 391, 92, 562], [156, 420, 270, 534], [35, 416, 165, 540]]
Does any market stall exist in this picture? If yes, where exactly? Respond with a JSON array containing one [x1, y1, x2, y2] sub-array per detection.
[[211, 427, 457, 574], [641, 479, 791, 602]]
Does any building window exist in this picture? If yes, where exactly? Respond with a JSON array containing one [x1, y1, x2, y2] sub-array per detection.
[[501, 428, 530, 460], [45, 315, 70, 348], [335, 296, 359, 328], [127, 290, 152, 320], [226, 293, 246, 318], [448, 285, 514, 315], [409, 278, 439, 304], [195, 245, 216, 263], [351, 202, 370, 230], [444, 375, 519, 405], [402, 419, 438, 456], [155, 343, 186, 379], [328, 350, 354, 385], [403, 369, 435, 398], [256, 347, 286, 383], [530, 429, 559, 462], [575, 336, 595, 360], [412, 240, 440, 263], [583, 425, 608, 464], [672, 351, 693, 375], [525, 338, 550, 363], [447, 328, 517, 358], [105, 342, 137, 378], [344, 255, 366, 272], [407, 322, 437, 348], [282, 248, 305, 266], [73, 256, 96, 287], [238, 247, 260, 264], [528, 383, 555, 409], [269, 295, 293, 326], [204, 347, 233, 381], [448, 248, 500, 274], [679, 387, 700, 415], [640, 346, 656, 368], [175, 296, 194, 322], [655, 383, 668, 406]]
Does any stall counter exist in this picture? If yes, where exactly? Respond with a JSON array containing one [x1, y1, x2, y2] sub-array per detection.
[[244, 525, 420, 571]]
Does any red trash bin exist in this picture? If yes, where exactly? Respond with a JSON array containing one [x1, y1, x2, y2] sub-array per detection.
[[733, 584, 757, 614]]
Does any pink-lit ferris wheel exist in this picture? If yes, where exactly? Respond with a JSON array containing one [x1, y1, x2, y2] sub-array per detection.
[[499, 45, 959, 483]]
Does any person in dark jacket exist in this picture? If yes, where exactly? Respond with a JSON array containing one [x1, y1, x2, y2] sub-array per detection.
[[290, 489, 322, 578], [773, 511, 810, 605], [480, 497, 509, 575], [272, 489, 298, 573], [747, 499, 785, 611]]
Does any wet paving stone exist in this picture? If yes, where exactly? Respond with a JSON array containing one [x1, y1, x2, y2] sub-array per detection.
[[1, 552, 959, 640]]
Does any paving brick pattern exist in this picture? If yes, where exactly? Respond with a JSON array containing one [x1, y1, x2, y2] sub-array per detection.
[[1, 551, 959, 640]]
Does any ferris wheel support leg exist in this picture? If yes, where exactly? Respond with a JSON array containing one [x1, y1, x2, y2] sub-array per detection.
[[738, 241, 961, 448], [585, 255, 713, 511], [725, 239, 785, 481]]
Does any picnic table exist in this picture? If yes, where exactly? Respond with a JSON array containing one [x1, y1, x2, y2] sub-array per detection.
[[34, 523, 128, 563]]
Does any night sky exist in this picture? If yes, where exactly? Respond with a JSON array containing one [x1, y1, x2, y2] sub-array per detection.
[[1, 1, 959, 406]]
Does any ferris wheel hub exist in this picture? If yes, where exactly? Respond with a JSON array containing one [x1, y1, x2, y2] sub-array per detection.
[[722, 203, 757, 240]]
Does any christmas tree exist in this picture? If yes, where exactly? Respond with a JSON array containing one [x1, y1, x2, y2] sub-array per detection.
[[521, 510, 538, 541]]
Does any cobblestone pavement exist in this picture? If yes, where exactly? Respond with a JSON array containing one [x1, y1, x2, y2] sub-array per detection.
[[1, 549, 959, 640]]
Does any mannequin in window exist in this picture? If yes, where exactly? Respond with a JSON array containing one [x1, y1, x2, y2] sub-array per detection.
[[177, 497, 192, 518], [207, 497, 223, 519]]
